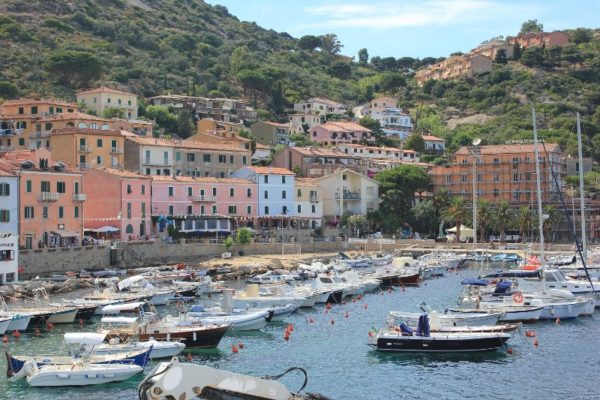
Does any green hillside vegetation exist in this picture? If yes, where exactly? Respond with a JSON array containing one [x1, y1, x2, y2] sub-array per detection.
[[1, 2, 600, 159]]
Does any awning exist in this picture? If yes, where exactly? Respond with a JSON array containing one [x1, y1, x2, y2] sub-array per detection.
[[51, 230, 79, 238], [92, 226, 120, 233]]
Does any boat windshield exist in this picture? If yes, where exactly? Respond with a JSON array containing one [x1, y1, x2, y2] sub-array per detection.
[[319, 277, 333, 283]]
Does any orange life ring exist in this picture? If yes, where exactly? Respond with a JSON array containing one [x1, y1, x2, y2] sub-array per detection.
[[512, 292, 524, 304]]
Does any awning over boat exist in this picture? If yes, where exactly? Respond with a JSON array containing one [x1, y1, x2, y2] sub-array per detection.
[[63, 332, 107, 345], [461, 278, 489, 286], [101, 301, 145, 314], [117, 275, 146, 291], [100, 316, 138, 324], [51, 230, 80, 238]]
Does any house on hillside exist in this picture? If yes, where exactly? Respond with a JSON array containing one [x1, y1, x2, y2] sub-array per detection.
[[77, 87, 138, 120], [250, 121, 291, 146], [310, 122, 373, 145]]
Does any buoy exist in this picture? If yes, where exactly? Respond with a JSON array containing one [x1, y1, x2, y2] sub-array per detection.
[[308, 317, 314, 323], [357, 295, 363, 300], [12, 330, 20, 338], [288, 324, 294, 332], [79, 318, 84, 325], [344, 311, 349, 318], [34, 328, 40, 336], [388, 288, 392, 294], [364, 304, 368, 309], [2, 335, 8, 344], [325, 303, 332, 310], [393, 326, 401, 332], [186, 353, 193, 362], [283, 332, 290, 341], [46, 322, 54, 330], [238, 342, 244, 349], [525, 330, 536, 338], [330, 318, 335, 325], [555, 317, 560, 325], [533, 338, 539, 347], [352, 298, 356, 303], [231, 345, 239, 353], [507, 348, 513, 355]]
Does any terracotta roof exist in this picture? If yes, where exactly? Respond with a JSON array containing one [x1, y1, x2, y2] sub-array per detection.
[[295, 178, 319, 187], [315, 122, 371, 133], [0, 152, 80, 174], [255, 143, 273, 150], [254, 121, 290, 128], [454, 143, 560, 156], [40, 112, 109, 122], [289, 147, 349, 158], [90, 168, 151, 179], [339, 143, 409, 153], [0, 98, 78, 108], [150, 175, 252, 184], [0, 168, 16, 177], [52, 127, 127, 137], [306, 97, 346, 107], [422, 134, 445, 141], [77, 87, 135, 96], [125, 136, 249, 152], [246, 166, 295, 175]]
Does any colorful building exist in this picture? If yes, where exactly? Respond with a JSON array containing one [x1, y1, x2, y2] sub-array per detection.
[[77, 87, 138, 120], [0, 169, 18, 235], [50, 127, 131, 169], [508, 31, 569, 49], [293, 98, 348, 117], [0, 149, 84, 249], [149, 95, 257, 123], [295, 178, 323, 229], [0, 232, 18, 283], [250, 121, 291, 146], [309, 122, 373, 145], [83, 168, 152, 240], [415, 54, 492, 86]]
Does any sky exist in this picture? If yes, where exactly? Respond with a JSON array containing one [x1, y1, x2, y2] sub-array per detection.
[[205, 0, 600, 59]]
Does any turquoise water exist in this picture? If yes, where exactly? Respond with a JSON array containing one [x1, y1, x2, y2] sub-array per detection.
[[2, 271, 600, 399]]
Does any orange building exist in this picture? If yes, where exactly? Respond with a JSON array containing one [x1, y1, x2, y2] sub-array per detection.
[[0, 149, 84, 249], [196, 119, 245, 135], [508, 31, 569, 49], [430, 143, 564, 204], [415, 54, 492, 86], [49, 127, 133, 170]]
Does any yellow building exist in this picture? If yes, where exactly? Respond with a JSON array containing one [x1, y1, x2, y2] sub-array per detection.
[[197, 119, 245, 135], [77, 87, 138, 120], [49, 127, 131, 170]]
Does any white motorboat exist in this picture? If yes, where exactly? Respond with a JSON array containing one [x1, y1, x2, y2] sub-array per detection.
[[3, 314, 32, 332], [260, 284, 318, 308], [259, 303, 298, 322], [100, 301, 146, 315], [182, 306, 269, 331], [247, 271, 295, 284], [388, 310, 504, 328], [232, 284, 303, 309], [95, 338, 186, 359], [12, 361, 143, 387], [0, 317, 11, 335], [340, 270, 380, 292]]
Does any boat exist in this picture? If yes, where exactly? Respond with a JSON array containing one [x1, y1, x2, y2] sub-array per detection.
[[138, 358, 328, 400], [371, 262, 420, 287], [388, 309, 504, 328], [368, 314, 511, 353], [0, 317, 11, 335], [100, 301, 147, 315], [11, 360, 143, 387], [310, 276, 343, 304], [232, 284, 304, 309], [1, 313, 32, 332], [94, 338, 186, 359], [247, 271, 295, 284], [181, 305, 269, 331]]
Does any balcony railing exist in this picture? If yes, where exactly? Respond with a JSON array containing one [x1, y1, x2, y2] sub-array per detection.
[[73, 193, 87, 202], [110, 147, 124, 154], [38, 192, 59, 202], [335, 191, 361, 200], [0, 128, 23, 136], [78, 163, 92, 169], [30, 130, 51, 138], [191, 195, 216, 202], [79, 145, 91, 152], [309, 194, 320, 203]]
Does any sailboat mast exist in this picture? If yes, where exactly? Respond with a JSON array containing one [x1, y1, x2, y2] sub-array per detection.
[[576, 112, 587, 261], [532, 106, 545, 262]]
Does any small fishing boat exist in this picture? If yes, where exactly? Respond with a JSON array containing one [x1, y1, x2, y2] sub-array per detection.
[[369, 315, 510, 353], [178, 306, 269, 331], [95, 338, 185, 359], [138, 358, 328, 400], [388, 309, 504, 328], [1, 313, 32, 332], [232, 284, 304, 309]]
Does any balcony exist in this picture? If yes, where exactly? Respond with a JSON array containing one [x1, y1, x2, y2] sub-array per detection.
[[29, 130, 51, 138], [78, 163, 92, 169], [335, 191, 361, 201], [79, 145, 91, 153], [38, 192, 59, 202], [73, 193, 87, 202], [110, 147, 124, 154], [191, 195, 216, 202], [0, 128, 23, 136], [309, 194, 320, 203], [0, 145, 15, 152]]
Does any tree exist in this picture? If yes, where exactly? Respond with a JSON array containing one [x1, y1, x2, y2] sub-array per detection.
[[144, 105, 178, 133], [298, 35, 321, 51], [516, 206, 532, 243], [441, 197, 468, 242], [101, 106, 125, 119], [235, 227, 252, 254], [0, 81, 18, 100], [319, 33, 342, 55], [493, 201, 512, 243], [521, 47, 543, 67], [223, 236, 234, 252], [45, 49, 103, 86], [477, 199, 492, 242], [409, 200, 440, 238], [237, 69, 272, 106], [519, 19, 543, 35], [347, 214, 368, 237], [358, 48, 369, 64], [288, 132, 314, 146], [397, 57, 416, 69], [176, 109, 194, 139], [432, 189, 451, 216], [494, 49, 508, 64], [571, 28, 592, 44], [379, 72, 406, 95], [512, 44, 522, 60], [328, 60, 352, 79], [542, 205, 561, 243], [403, 133, 425, 153]]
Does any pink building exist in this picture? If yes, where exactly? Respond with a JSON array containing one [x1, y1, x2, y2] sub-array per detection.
[[310, 122, 373, 145], [83, 168, 152, 240], [0, 149, 84, 249], [151, 176, 257, 236]]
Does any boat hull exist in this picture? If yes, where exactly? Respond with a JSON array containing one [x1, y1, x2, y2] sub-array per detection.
[[378, 273, 420, 287], [47, 308, 78, 324], [26, 364, 143, 387], [117, 325, 230, 349], [370, 334, 510, 353], [0, 319, 10, 335], [6, 315, 32, 331], [538, 302, 585, 320]]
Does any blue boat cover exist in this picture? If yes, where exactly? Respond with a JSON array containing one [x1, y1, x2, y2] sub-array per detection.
[[416, 314, 430, 337], [461, 278, 489, 286], [484, 270, 541, 278], [399, 323, 413, 336], [493, 281, 512, 294], [189, 305, 205, 312]]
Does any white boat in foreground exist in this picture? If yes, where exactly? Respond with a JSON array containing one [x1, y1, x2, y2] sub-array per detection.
[[95, 338, 186, 359]]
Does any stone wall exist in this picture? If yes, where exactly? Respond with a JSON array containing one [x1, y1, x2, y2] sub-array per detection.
[[19, 245, 111, 278]]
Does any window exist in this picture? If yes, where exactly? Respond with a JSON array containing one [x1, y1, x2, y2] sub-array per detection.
[[229, 188, 235, 197], [26, 180, 32, 192], [128, 100, 132, 106], [247, 205, 252, 214], [127, 184, 132, 194], [145, 150, 150, 163], [187, 187, 192, 196], [58, 206, 64, 219], [0, 183, 9, 196], [19, 138, 24, 146], [97, 156, 103, 165], [18, 107, 24, 115], [264, 206, 269, 215], [212, 187, 217, 196], [163, 151, 169, 164], [126, 224, 134, 234], [141, 203, 146, 218], [247, 188, 252, 197], [445, 175, 452, 183], [282, 206, 288, 214], [512, 157, 519, 169], [203, 154, 211, 162], [118, 98, 122, 105], [200, 205, 205, 214], [228, 206, 237, 214], [312, 205, 316, 213], [461, 175, 467, 183], [107, 98, 111, 104], [493, 158, 500, 165], [187, 205, 193, 215], [297, 189, 302, 197], [494, 174, 499, 182], [230, 155, 234, 163], [97, 139, 103, 147], [56, 182, 66, 193], [513, 190, 521, 201], [513, 173, 520, 182], [282, 190, 286, 199], [43, 207, 48, 219], [168, 186, 174, 196], [212, 205, 217, 214], [187, 153, 195, 162], [111, 139, 117, 149], [282, 176, 286, 184], [264, 175, 269, 184], [31, 106, 38, 114], [168, 205, 174, 215], [41, 181, 50, 192], [242, 156, 247, 165], [477, 174, 482, 182], [493, 189, 499, 197], [297, 204, 302, 213], [218, 155, 226, 163], [145, 168, 150, 175], [0, 208, 9, 223], [264, 190, 269, 199], [525, 172, 532, 181], [74, 206, 79, 218], [74, 182, 79, 194]]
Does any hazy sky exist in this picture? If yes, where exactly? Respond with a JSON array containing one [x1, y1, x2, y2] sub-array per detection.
[[205, 0, 600, 59]]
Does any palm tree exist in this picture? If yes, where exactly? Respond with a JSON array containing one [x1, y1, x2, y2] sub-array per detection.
[[493, 201, 512, 243], [477, 199, 492, 243], [432, 189, 451, 216], [516, 206, 532, 243], [442, 197, 468, 242], [542, 205, 562, 243]]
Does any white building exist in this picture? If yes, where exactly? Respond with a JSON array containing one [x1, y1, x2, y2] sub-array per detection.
[[371, 108, 413, 139], [232, 166, 295, 218], [316, 169, 379, 220], [295, 178, 323, 229], [336, 144, 419, 163], [288, 113, 322, 133], [293, 97, 347, 117], [0, 170, 18, 236], [0, 233, 18, 283], [423, 134, 446, 153]]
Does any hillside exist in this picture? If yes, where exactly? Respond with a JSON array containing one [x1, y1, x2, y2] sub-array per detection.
[[1, 1, 600, 159]]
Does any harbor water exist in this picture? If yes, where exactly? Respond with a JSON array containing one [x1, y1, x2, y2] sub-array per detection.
[[2, 270, 600, 399]]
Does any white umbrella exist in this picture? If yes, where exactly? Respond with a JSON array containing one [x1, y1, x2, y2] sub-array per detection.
[[94, 226, 120, 233], [447, 226, 474, 238]]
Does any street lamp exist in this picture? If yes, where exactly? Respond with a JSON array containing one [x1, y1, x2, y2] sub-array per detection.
[[469, 138, 481, 247]]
